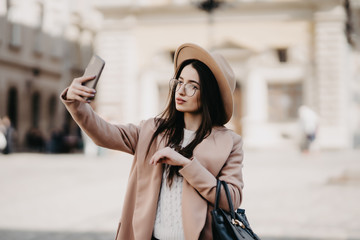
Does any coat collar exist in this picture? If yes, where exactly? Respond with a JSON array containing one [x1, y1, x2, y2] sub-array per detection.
[[194, 127, 233, 175]]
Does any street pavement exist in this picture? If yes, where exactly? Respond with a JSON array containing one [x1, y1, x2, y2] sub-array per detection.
[[0, 149, 359, 240]]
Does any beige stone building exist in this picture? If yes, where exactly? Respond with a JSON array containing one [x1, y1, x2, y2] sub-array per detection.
[[0, 0, 99, 151], [91, 0, 360, 150], [2, 0, 359, 152]]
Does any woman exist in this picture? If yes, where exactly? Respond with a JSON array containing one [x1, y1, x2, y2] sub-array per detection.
[[61, 43, 244, 240]]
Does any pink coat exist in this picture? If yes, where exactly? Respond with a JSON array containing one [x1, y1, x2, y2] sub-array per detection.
[[61, 88, 244, 240]]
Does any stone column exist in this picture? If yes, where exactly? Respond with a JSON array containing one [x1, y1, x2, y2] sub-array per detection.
[[242, 69, 268, 148], [139, 71, 159, 120], [313, 4, 353, 149], [94, 17, 138, 124]]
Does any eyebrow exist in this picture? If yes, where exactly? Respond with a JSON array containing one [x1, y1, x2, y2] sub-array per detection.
[[179, 76, 200, 86]]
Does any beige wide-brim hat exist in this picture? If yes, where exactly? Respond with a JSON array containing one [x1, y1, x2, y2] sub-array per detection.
[[174, 43, 236, 124]]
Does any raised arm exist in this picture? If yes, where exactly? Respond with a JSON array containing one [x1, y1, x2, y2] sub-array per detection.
[[60, 76, 140, 154]]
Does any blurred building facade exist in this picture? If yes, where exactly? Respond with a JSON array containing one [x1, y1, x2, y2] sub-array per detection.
[[2, 0, 360, 152], [0, 0, 99, 152], [91, 0, 360, 150]]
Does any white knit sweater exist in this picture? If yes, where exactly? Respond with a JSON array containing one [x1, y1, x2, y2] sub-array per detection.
[[153, 129, 195, 240]]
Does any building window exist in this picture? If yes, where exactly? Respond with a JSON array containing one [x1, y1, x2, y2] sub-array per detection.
[[51, 36, 63, 59], [0, 20, 2, 46], [9, 22, 21, 48], [33, 2, 44, 55], [51, 10, 64, 59], [0, 0, 9, 44], [5, 0, 10, 18], [35, 2, 44, 29], [276, 48, 288, 63], [31, 92, 41, 128], [7, 2, 22, 49], [268, 82, 302, 122], [33, 33, 43, 55]]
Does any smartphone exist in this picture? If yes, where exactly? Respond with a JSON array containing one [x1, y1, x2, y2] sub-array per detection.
[[82, 55, 105, 90]]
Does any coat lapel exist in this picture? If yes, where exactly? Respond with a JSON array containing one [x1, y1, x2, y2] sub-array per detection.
[[132, 134, 165, 239]]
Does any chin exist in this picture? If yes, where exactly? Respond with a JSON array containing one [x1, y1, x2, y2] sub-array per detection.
[[175, 105, 186, 112], [176, 104, 200, 113]]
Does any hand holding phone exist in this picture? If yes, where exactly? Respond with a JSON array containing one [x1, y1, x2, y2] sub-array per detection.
[[82, 55, 105, 91], [65, 55, 105, 103]]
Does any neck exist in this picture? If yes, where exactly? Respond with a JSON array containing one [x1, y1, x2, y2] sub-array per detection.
[[183, 112, 202, 131]]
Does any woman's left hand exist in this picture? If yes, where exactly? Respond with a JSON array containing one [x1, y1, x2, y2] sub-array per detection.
[[150, 147, 191, 167]]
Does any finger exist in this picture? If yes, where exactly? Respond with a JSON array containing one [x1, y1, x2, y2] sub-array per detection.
[[149, 155, 155, 165], [75, 75, 96, 84], [150, 150, 162, 163], [74, 89, 95, 98], [151, 153, 164, 165], [75, 95, 89, 103], [78, 85, 96, 94], [154, 157, 167, 166], [150, 155, 159, 165], [71, 83, 96, 94]]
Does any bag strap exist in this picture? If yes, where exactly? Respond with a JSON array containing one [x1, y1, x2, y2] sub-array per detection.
[[214, 179, 222, 210], [214, 179, 236, 220]]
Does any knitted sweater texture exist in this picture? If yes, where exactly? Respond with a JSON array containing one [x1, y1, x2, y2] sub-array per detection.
[[153, 129, 195, 240]]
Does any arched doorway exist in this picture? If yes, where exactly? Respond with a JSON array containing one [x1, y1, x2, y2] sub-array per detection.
[[31, 92, 41, 128], [7, 87, 18, 129], [48, 95, 57, 130]]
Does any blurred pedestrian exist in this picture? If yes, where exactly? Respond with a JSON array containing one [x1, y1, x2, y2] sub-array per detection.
[[1, 116, 14, 154], [60, 43, 244, 240], [48, 128, 65, 153], [298, 105, 319, 153], [26, 127, 45, 152], [0, 118, 7, 152]]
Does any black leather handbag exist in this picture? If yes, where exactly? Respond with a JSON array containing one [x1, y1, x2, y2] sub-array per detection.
[[211, 179, 261, 240]]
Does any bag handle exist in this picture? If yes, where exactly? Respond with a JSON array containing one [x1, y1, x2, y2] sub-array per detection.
[[214, 179, 236, 221], [215, 180, 259, 234], [221, 180, 236, 218]]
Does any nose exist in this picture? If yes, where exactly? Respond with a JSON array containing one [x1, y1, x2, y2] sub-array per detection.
[[178, 83, 186, 95]]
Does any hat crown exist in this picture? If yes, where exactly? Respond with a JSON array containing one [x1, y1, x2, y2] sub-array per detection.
[[210, 52, 236, 93]]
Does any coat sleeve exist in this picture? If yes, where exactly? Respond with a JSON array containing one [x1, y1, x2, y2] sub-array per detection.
[[179, 132, 244, 211], [60, 88, 141, 154]]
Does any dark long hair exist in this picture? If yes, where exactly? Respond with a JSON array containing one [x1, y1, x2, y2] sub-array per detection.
[[146, 59, 226, 186]]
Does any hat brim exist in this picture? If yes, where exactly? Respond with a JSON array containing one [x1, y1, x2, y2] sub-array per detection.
[[174, 43, 234, 124]]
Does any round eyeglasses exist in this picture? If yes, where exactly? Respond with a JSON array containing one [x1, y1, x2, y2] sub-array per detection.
[[170, 78, 200, 97]]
